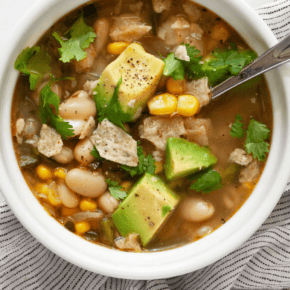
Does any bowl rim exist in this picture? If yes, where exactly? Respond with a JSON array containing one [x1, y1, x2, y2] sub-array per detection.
[[1, 0, 290, 280]]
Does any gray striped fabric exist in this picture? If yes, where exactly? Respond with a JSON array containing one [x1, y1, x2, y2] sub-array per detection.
[[1, 0, 290, 289]]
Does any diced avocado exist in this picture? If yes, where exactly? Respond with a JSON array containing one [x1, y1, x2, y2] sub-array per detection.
[[164, 137, 217, 181], [112, 173, 180, 246], [94, 43, 164, 121]]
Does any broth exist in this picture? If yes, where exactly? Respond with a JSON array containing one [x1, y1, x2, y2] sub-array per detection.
[[11, 0, 272, 252]]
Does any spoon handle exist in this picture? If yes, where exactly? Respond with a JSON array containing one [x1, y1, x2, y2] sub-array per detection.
[[212, 34, 290, 99]]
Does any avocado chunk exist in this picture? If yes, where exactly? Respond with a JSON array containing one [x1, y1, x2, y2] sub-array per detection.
[[164, 137, 217, 181], [112, 173, 180, 246], [94, 43, 164, 121]]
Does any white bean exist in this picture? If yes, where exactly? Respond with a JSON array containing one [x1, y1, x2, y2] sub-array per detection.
[[53, 147, 74, 164], [74, 137, 95, 165], [179, 197, 214, 222], [94, 18, 110, 54], [98, 191, 119, 214], [58, 182, 80, 208], [65, 169, 107, 198], [23, 118, 39, 138], [59, 90, 96, 121], [64, 119, 87, 137], [197, 226, 212, 237]]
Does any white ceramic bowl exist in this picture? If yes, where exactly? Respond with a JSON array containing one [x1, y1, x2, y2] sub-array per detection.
[[1, 0, 290, 280]]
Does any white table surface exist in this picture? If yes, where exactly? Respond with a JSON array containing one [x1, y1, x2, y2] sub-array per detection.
[[0, 0, 274, 202]]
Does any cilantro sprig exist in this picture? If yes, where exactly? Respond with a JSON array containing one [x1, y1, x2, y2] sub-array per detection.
[[188, 168, 222, 193], [203, 43, 257, 86], [162, 43, 257, 86], [121, 143, 156, 177], [96, 77, 131, 131], [14, 46, 52, 90], [53, 15, 96, 63], [230, 115, 271, 161], [162, 44, 202, 80], [230, 114, 245, 138], [106, 179, 127, 200], [245, 119, 270, 161], [39, 76, 74, 139], [163, 53, 185, 80]]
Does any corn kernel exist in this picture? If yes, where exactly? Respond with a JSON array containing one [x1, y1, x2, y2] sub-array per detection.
[[75, 221, 91, 235], [80, 198, 97, 211], [121, 181, 133, 192], [35, 183, 50, 195], [54, 168, 66, 179], [155, 161, 164, 174], [61, 207, 79, 216], [36, 165, 53, 180], [107, 42, 130, 55], [177, 95, 200, 117], [47, 189, 62, 207], [148, 93, 178, 115], [166, 77, 185, 95]]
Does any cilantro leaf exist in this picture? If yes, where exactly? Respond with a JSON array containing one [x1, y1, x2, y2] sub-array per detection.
[[162, 205, 172, 217], [97, 77, 131, 130], [189, 168, 222, 193], [182, 44, 203, 78], [53, 15, 96, 63], [121, 144, 156, 177], [162, 45, 203, 80], [14, 46, 51, 90], [90, 146, 104, 160], [163, 53, 185, 80], [39, 77, 74, 139], [244, 119, 270, 161], [105, 179, 127, 200], [230, 114, 245, 138], [202, 43, 257, 86]]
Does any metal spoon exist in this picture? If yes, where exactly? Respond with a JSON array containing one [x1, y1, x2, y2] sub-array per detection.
[[212, 34, 290, 99]]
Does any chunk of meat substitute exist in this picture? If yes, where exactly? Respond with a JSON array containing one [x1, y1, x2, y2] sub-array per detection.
[[185, 77, 211, 108], [184, 118, 212, 146], [139, 116, 187, 151], [229, 148, 253, 166], [239, 160, 260, 183]]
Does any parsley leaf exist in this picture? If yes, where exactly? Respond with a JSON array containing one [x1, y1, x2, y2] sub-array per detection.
[[90, 146, 104, 160], [39, 77, 74, 139], [189, 168, 222, 193], [162, 205, 172, 217], [14, 46, 52, 90], [121, 144, 156, 177], [105, 179, 127, 200], [53, 15, 96, 63], [163, 53, 185, 80], [97, 77, 131, 130], [244, 119, 270, 161], [230, 114, 245, 138]]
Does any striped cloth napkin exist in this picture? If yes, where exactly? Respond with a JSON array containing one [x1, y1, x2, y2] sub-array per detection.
[[1, 1, 290, 289]]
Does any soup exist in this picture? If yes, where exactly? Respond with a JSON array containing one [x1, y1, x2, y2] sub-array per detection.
[[11, 0, 272, 252]]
